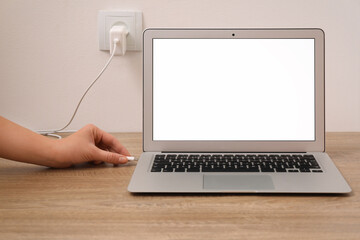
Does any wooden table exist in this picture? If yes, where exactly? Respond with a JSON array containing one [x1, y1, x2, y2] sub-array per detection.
[[0, 133, 359, 240]]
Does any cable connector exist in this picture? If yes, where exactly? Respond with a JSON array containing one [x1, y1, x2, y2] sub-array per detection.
[[110, 25, 128, 56]]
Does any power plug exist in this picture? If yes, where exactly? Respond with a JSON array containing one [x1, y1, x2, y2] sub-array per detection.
[[110, 25, 129, 56], [98, 11, 142, 52]]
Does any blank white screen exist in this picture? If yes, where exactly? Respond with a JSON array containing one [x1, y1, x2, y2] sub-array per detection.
[[153, 39, 315, 141]]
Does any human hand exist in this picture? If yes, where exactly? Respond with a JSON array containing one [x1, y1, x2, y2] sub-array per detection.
[[52, 124, 131, 168]]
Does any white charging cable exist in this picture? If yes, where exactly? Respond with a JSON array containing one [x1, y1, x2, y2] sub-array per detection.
[[38, 36, 122, 139]]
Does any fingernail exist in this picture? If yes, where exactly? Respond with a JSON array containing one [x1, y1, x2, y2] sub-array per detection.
[[119, 157, 128, 163]]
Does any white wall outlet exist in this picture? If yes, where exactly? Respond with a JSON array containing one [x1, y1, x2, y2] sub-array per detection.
[[98, 11, 142, 51]]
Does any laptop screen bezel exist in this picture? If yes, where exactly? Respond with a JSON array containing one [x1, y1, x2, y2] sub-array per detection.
[[143, 28, 325, 152]]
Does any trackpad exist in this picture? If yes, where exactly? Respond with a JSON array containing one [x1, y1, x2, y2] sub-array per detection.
[[203, 175, 275, 190]]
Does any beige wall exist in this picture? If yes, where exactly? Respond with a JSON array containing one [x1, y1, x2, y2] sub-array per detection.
[[0, 0, 359, 132]]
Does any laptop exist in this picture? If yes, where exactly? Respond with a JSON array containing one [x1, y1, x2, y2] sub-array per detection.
[[128, 28, 351, 193]]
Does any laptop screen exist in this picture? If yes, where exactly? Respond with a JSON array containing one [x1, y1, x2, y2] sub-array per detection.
[[152, 38, 315, 141]]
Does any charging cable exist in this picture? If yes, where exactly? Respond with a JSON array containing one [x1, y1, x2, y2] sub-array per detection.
[[38, 26, 128, 139]]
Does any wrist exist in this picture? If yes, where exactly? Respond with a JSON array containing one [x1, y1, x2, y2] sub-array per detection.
[[47, 139, 72, 168]]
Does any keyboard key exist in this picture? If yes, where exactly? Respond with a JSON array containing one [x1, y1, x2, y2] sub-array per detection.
[[261, 168, 274, 172], [151, 167, 162, 172], [246, 167, 260, 172], [175, 167, 186, 172], [163, 168, 174, 172], [187, 167, 200, 172], [275, 168, 287, 172]]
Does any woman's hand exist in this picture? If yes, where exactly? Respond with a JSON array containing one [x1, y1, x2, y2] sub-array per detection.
[[52, 124, 130, 168]]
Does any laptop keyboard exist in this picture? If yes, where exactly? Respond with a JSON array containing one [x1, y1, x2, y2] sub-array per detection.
[[151, 154, 323, 173]]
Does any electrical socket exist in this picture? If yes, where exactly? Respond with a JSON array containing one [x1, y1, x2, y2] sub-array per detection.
[[98, 11, 142, 52]]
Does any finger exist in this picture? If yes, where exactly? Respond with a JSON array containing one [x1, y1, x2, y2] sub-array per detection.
[[92, 147, 128, 165], [94, 127, 131, 156]]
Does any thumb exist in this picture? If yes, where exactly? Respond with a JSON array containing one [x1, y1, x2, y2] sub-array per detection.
[[92, 148, 128, 165]]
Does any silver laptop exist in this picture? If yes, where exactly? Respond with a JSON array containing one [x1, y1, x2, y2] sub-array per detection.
[[128, 28, 351, 193]]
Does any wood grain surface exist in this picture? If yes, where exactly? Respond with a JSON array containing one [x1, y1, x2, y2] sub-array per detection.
[[0, 132, 359, 240]]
